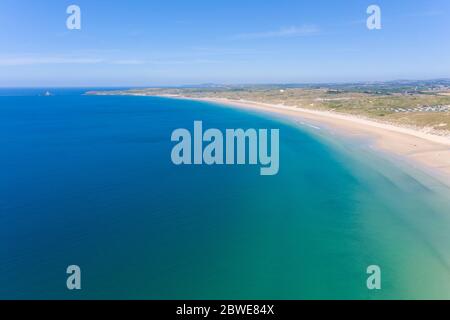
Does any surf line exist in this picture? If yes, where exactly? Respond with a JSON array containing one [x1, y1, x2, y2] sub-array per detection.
[[171, 121, 279, 176]]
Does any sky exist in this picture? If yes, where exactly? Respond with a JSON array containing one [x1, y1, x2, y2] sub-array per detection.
[[0, 0, 449, 87]]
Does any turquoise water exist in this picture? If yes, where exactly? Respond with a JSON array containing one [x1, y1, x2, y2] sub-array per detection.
[[1, 91, 450, 299]]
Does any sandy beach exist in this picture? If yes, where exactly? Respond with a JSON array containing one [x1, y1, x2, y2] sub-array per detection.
[[167, 96, 450, 188]]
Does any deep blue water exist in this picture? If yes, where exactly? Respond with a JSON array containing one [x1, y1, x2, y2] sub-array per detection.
[[1, 90, 450, 299]]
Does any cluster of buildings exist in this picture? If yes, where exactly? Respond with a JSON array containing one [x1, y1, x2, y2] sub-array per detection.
[[377, 105, 450, 113]]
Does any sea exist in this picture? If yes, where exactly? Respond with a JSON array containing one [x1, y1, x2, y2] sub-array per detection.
[[1, 88, 450, 299]]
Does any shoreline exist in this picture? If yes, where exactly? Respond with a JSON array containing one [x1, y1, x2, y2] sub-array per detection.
[[165, 95, 450, 188]]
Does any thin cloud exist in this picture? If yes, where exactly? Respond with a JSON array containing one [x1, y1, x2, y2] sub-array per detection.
[[233, 25, 319, 40], [406, 10, 444, 17], [145, 59, 223, 65], [348, 18, 367, 26], [0, 54, 225, 67], [111, 59, 146, 65], [0, 56, 103, 66]]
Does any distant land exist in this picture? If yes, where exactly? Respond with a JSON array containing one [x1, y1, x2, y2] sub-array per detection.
[[87, 79, 450, 136]]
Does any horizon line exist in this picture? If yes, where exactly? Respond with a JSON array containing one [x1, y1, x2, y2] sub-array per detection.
[[1, 77, 450, 89]]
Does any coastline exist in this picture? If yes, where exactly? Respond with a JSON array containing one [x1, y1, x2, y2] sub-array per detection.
[[164, 95, 450, 188]]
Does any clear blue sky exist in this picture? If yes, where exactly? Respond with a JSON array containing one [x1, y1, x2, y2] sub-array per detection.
[[0, 0, 449, 87]]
